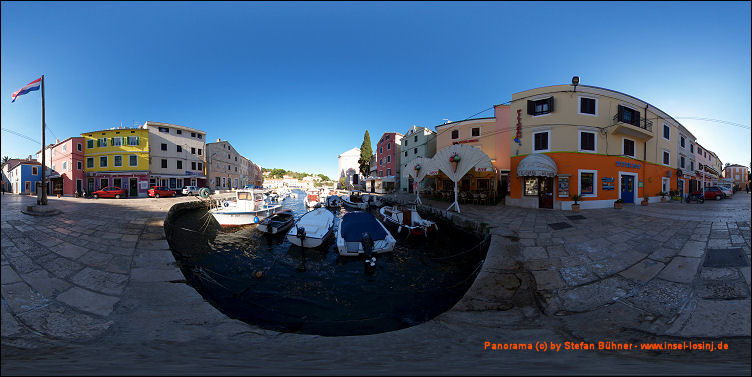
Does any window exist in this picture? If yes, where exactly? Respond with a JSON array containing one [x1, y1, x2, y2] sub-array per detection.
[[404, 140, 408, 147], [112, 137, 122, 146], [197, 134, 202, 139], [617, 105, 640, 126], [77, 161, 82, 170], [235, 156, 237, 161], [100, 156, 108, 167], [451, 130, 459, 139], [198, 149, 202, 155], [579, 130, 596, 152], [114, 155, 122, 167], [414, 148, 417, 154], [161, 159, 167, 169], [404, 151, 408, 157], [680, 156, 685, 169], [387, 155, 391, 163], [177, 145, 182, 153], [663, 150, 670, 165], [62, 144, 67, 152], [191, 162, 197, 170], [197, 163, 202, 171], [87, 140, 94, 149], [235, 166, 237, 172], [191, 132, 196, 137], [414, 135, 418, 142], [524, 178, 538, 196], [177, 160, 183, 169], [176, 129, 182, 135], [527, 97, 554, 116], [32, 166, 38, 175], [533, 131, 549, 152], [158, 127, 169, 133], [663, 124, 670, 140], [191, 147, 196, 154], [228, 153, 230, 159], [128, 136, 139, 146], [387, 143, 391, 150], [379, 147, 382, 153], [623, 138, 635, 157], [129, 155, 137, 167], [579, 171, 595, 196], [161, 143, 167, 151], [472, 128, 480, 137], [579, 97, 597, 115], [77, 143, 82, 151], [87, 157, 94, 168], [98, 138, 107, 147], [387, 168, 391, 176], [680, 136, 685, 148], [690, 144, 694, 153], [690, 161, 694, 171], [698, 147, 703, 155]]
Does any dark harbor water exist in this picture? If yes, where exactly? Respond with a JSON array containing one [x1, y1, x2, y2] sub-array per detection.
[[166, 190, 489, 336]]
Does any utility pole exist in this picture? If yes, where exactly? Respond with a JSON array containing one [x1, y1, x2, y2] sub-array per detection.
[[40, 75, 48, 205]]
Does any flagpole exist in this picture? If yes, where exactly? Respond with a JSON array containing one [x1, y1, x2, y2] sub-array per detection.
[[40, 75, 47, 205]]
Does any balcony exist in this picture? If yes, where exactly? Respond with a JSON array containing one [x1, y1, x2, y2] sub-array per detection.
[[612, 114, 653, 140]]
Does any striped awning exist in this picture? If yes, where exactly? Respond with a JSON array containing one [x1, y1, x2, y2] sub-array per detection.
[[517, 153, 557, 177]]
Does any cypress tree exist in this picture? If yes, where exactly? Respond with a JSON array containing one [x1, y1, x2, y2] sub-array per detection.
[[359, 130, 373, 177]]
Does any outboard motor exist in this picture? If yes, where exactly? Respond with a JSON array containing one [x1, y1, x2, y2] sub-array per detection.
[[296, 226, 307, 245], [361, 232, 376, 275]]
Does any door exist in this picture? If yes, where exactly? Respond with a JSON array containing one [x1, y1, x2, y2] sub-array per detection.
[[621, 175, 634, 204], [87, 178, 95, 193], [538, 177, 553, 209], [76, 179, 83, 194], [678, 180, 684, 199], [100, 178, 108, 189], [113, 178, 122, 189], [130, 178, 138, 197]]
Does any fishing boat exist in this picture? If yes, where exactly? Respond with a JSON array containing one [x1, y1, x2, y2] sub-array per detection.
[[325, 195, 341, 209], [257, 209, 295, 235], [341, 190, 368, 210], [286, 207, 335, 248], [304, 189, 322, 208], [209, 189, 282, 227], [379, 205, 437, 236], [336, 211, 396, 256]]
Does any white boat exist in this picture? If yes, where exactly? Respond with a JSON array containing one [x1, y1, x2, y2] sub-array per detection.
[[210, 189, 282, 227], [304, 189, 322, 208], [257, 209, 295, 235], [287, 208, 335, 248], [325, 195, 341, 208], [336, 211, 396, 256], [379, 205, 437, 236], [341, 190, 369, 210]]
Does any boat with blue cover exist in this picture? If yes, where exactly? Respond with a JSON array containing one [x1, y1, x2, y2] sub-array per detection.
[[336, 211, 396, 256]]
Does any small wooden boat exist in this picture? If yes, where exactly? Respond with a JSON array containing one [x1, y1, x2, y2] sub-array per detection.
[[210, 189, 282, 226], [379, 205, 437, 237], [341, 190, 368, 210], [286, 207, 335, 248], [257, 209, 295, 235], [336, 211, 396, 256]]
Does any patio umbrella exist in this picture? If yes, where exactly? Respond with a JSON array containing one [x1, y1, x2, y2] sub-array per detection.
[[431, 144, 494, 213], [402, 157, 434, 205]]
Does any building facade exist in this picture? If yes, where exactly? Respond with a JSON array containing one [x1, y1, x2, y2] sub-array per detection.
[[82, 127, 150, 196], [375, 132, 403, 192], [508, 83, 697, 210], [694, 143, 722, 189], [144, 121, 207, 190], [435, 117, 499, 196], [338, 147, 362, 189], [724, 164, 749, 190], [48, 137, 86, 196], [206, 139, 242, 190], [3, 159, 42, 194], [399, 126, 436, 193]]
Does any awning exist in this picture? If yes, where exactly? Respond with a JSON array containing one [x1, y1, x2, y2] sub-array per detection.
[[517, 153, 557, 177]]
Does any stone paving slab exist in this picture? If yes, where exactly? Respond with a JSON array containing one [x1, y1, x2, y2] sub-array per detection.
[[679, 241, 706, 258], [667, 299, 752, 338], [16, 303, 113, 341], [56, 287, 120, 317], [70, 267, 128, 296], [658, 257, 702, 284], [619, 259, 665, 283], [557, 276, 635, 313]]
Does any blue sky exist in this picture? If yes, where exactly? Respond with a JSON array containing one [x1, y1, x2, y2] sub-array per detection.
[[2, 1, 750, 180]]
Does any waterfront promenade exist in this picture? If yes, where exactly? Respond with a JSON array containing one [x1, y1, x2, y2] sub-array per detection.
[[2, 192, 750, 374]]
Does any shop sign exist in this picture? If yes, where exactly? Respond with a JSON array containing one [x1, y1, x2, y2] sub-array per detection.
[[601, 177, 614, 190], [558, 177, 569, 197], [458, 139, 479, 144], [616, 161, 641, 169], [513, 109, 522, 146], [475, 167, 489, 172], [638, 181, 644, 188]]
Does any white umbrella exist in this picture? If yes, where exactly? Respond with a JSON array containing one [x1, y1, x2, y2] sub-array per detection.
[[432, 144, 494, 213], [402, 157, 434, 205]]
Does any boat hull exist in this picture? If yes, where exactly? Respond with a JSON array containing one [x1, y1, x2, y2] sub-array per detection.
[[336, 212, 396, 256], [210, 207, 279, 226], [341, 199, 368, 210]]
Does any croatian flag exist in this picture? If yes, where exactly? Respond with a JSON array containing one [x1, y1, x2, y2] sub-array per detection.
[[11, 77, 41, 103]]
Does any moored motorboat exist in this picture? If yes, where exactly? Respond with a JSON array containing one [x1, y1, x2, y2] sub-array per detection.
[[304, 189, 321, 208], [336, 211, 396, 256], [341, 190, 368, 210], [379, 205, 437, 236], [210, 189, 282, 227], [258, 209, 295, 235], [325, 195, 342, 208], [286, 207, 335, 248]]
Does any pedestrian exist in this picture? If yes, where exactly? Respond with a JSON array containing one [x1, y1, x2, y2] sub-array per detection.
[[746, 183, 749, 194]]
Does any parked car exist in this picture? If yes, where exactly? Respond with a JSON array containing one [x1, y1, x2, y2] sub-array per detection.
[[182, 186, 201, 196], [716, 184, 733, 198], [148, 186, 176, 198], [92, 186, 127, 199], [693, 186, 724, 201]]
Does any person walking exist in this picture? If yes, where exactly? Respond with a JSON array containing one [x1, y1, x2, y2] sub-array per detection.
[[745, 183, 749, 194]]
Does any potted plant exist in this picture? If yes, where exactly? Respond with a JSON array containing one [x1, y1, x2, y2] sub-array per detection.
[[614, 198, 624, 209], [641, 195, 649, 206], [658, 191, 667, 202], [571, 194, 582, 212]]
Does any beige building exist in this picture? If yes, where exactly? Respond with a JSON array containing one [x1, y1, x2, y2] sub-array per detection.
[[144, 121, 207, 189], [399, 126, 436, 193], [206, 138, 243, 190]]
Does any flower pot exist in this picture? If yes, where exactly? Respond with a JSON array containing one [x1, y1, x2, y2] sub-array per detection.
[[614, 203, 623, 209], [641, 200, 649, 206], [571, 203, 580, 212], [660, 197, 666, 202]]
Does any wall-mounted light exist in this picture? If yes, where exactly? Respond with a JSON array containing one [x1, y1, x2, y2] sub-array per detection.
[[572, 76, 580, 92]]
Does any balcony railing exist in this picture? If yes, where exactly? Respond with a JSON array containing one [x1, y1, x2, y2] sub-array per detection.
[[613, 114, 653, 132]]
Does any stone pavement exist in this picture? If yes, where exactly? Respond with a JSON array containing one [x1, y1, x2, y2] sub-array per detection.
[[390, 192, 751, 340], [2, 191, 751, 374]]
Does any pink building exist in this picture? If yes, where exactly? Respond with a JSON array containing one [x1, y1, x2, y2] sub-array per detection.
[[694, 142, 719, 189], [50, 137, 86, 195], [376, 132, 403, 192]]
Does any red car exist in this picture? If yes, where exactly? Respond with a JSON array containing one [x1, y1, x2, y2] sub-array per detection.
[[148, 186, 176, 198], [693, 186, 725, 200], [92, 186, 127, 199]]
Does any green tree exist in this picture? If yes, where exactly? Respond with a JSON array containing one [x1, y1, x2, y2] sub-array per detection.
[[358, 130, 373, 177], [317, 174, 331, 181], [1, 156, 8, 165], [269, 168, 286, 178]]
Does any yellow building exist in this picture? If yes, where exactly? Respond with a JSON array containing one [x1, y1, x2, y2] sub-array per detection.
[[82, 127, 150, 196]]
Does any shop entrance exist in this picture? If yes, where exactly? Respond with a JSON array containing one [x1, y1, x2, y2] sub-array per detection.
[[538, 177, 553, 209], [621, 175, 635, 204], [130, 178, 138, 197]]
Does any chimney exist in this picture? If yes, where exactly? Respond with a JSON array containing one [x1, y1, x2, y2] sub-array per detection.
[[55, 138, 60, 144]]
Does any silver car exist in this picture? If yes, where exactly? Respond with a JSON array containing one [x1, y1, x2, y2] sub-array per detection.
[[716, 185, 733, 198], [182, 186, 201, 196]]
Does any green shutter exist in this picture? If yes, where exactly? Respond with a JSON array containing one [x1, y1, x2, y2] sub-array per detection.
[[123, 137, 126, 145], [136, 136, 140, 145], [97, 139, 101, 147]]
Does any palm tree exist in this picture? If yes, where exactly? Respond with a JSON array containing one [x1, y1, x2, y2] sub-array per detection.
[[1, 156, 9, 165]]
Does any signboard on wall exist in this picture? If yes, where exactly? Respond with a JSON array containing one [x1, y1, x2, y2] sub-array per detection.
[[140, 182, 148, 189], [558, 177, 569, 197]]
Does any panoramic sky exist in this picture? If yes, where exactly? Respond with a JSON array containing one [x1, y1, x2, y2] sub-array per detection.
[[2, 1, 750, 180]]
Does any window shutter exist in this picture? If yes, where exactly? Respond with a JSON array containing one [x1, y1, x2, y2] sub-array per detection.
[[527, 100, 534, 115], [123, 137, 126, 145], [547, 97, 554, 112], [136, 136, 140, 145], [635, 111, 641, 127], [97, 139, 101, 147], [617, 105, 624, 122]]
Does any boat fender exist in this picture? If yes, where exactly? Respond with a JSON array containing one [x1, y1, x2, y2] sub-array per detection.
[[222, 200, 230, 208], [253, 216, 259, 223]]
